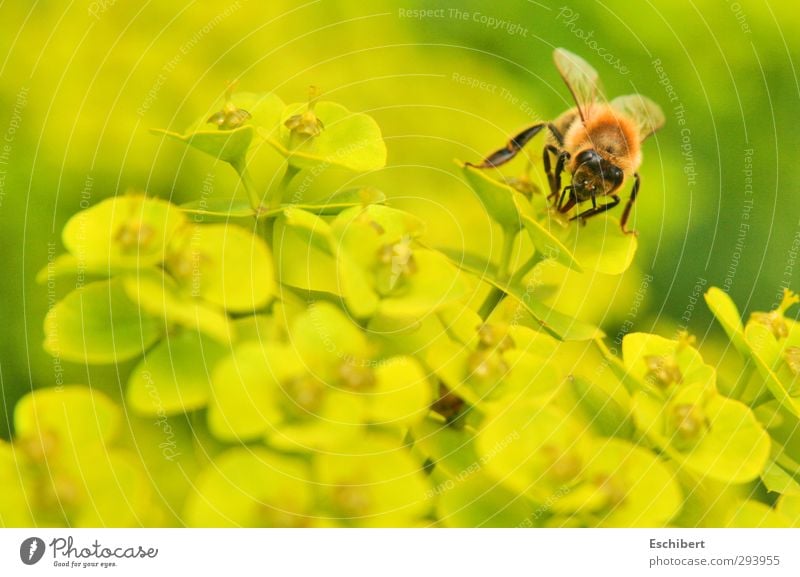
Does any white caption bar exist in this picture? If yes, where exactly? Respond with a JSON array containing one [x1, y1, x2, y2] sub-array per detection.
[[1, 529, 798, 576]]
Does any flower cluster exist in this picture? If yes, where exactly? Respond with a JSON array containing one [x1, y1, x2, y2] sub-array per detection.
[[9, 88, 797, 528]]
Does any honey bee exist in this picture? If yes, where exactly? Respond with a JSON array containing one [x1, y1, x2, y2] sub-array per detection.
[[468, 48, 665, 235]]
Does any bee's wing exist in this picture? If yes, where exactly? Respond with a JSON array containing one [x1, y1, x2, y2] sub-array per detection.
[[610, 94, 666, 141], [553, 48, 605, 124]]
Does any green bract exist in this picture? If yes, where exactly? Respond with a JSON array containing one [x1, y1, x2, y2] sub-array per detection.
[[185, 448, 313, 527], [43, 279, 163, 363], [166, 222, 275, 312], [152, 91, 285, 167], [622, 332, 716, 394], [460, 167, 637, 275], [10, 387, 161, 526], [632, 384, 769, 483], [461, 164, 523, 234], [208, 303, 432, 449], [62, 194, 186, 270], [314, 435, 431, 527], [267, 100, 387, 172], [127, 330, 227, 416]]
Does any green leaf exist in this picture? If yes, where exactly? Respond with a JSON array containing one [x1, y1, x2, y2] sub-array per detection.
[[332, 204, 426, 244], [622, 332, 716, 393], [777, 494, 800, 527], [0, 441, 34, 526], [377, 249, 468, 318], [705, 287, 748, 354], [313, 435, 432, 527], [289, 302, 371, 375], [184, 447, 313, 527], [221, 92, 286, 137], [367, 356, 432, 426], [267, 101, 387, 172], [761, 457, 800, 496], [14, 386, 121, 449], [153, 92, 285, 166], [437, 252, 602, 341], [632, 386, 770, 483], [273, 213, 341, 295], [745, 323, 800, 418], [152, 125, 254, 165], [166, 223, 275, 312], [576, 439, 681, 527], [62, 195, 186, 270], [569, 374, 635, 439], [208, 342, 298, 442], [282, 207, 337, 255], [437, 472, 537, 527], [725, 500, 791, 528], [43, 279, 163, 363], [436, 247, 499, 279], [490, 273, 603, 341], [477, 401, 591, 502], [72, 452, 157, 527], [122, 272, 232, 344], [565, 214, 637, 275], [413, 419, 537, 527], [180, 199, 256, 219], [292, 187, 387, 215], [127, 331, 228, 416], [189, 187, 388, 222], [520, 208, 583, 271], [460, 164, 522, 233]]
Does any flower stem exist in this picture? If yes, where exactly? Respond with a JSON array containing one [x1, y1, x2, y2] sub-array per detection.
[[272, 163, 300, 210], [233, 161, 262, 213], [731, 358, 755, 400], [477, 228, 518, 320], [508, 251, 545, 288]]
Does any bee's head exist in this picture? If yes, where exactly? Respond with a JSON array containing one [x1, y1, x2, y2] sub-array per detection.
[[571, 149, 624, 199]]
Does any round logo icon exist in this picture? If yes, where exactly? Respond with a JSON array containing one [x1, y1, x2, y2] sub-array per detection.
[[20, 537, 46, 565]]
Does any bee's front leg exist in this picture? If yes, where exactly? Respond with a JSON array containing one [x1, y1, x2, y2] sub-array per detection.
[[619, 173, 640, 235], [569, 195, 621, 223]]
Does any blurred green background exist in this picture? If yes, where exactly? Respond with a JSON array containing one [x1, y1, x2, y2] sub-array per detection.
[[1, 0, 798, 437]]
